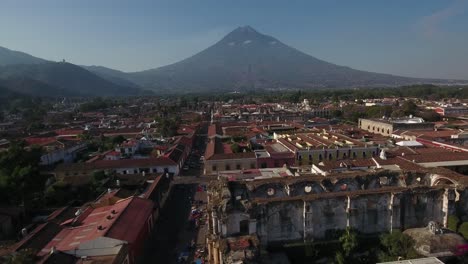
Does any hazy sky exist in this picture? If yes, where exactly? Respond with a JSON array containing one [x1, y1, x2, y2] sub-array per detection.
[[1, 0, 468, 79]]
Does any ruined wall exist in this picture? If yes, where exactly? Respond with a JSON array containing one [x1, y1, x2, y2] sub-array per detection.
[[399, 189, 445, 229], [305, 198, 348, 239], [349, 194, 392, 234], [257, 201, 304, 243], [225, 212, 250, 236], [252, 189, 452, 244]]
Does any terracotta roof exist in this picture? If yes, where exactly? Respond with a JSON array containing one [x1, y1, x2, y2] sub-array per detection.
[[93, 157, 177, 169], [56, 157, 178, 172], [205, 137, 224, 159], [142, 175, 164, 200], [315, 159, 375, 171], [39, 196, 153, 255], [106, 197, 154, 244], [13, 222, 63, 252], [55, 129, 84, 136], [24, 137, 57, 146], [208, 152, 256, 161]]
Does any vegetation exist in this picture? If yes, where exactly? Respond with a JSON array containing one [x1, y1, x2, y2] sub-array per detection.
[[86, 135, 127, 153], [336, 227, 359, 264], [0, 142, 46, 209], [168, 85, 468, 103], [44, 171, 108, 207], [230, 143, 241, 153], [79, 97, 110, 111], [3, 249, 36, 264], [448, 215, 461, 232], [458, 222, 468, 240], [378, 231, 419, 262]]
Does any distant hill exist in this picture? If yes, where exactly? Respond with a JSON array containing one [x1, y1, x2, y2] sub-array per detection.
[[81, 65, 140, 88], [0, 85, 20, 98], [0, 77, 74, 97], [124, 26, 457, 92], [0, 46, 48, 66], [0, 62, 150, 97]]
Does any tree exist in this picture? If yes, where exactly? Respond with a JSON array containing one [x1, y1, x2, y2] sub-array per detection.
[[336, 227, 359, 264], [331, 110, 343, 118], [401, 100, 418, 116], [447, 215, 460, 232], [231, 143, 241, 153], [111, 135, 126, 145], [0, 142, 44, 208], [45, 181, 71, 206], [459, 222, 468, 240], [379, 231, 419, 262], [4, 249, 36, 264], [418, 110, 441, 122], [391, 109, 406, 118]]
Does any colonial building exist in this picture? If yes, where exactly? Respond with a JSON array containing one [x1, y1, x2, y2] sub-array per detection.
[[206, 167, 468, 263], [359, 117, 434, 136]]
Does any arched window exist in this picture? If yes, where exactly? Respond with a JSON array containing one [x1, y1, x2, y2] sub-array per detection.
[[328, 153, 333, 160], [363, 152, 366, 158]]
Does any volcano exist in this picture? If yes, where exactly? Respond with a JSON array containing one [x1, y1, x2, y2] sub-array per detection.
[[125, 26, 444, 92]]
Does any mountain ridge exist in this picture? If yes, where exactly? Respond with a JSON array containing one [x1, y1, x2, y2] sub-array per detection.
[[0, 46, 49, 66], [122, 26, 448, 92], [0, 62, 150, 97], [1, 26, 466, 95]]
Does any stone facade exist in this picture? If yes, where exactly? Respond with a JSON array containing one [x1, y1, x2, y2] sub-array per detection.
[[358, 118, 434, 136], [207, 170, 465, 251]]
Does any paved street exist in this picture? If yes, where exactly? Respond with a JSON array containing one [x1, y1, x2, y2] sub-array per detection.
[[138, 184, 196, 264], [138, 125, 209, 264]]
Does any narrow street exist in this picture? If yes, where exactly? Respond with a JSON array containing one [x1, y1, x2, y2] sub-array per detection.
[[138, 184, 196, 264], [139, 123, 209, 264]]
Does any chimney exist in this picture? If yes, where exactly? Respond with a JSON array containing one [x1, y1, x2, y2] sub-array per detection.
[[50, 246, 56, 255]]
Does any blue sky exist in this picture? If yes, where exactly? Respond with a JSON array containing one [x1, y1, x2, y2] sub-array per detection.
[[1, 0, 467, 79]]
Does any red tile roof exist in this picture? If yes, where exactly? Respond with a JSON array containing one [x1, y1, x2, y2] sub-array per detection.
[[105, 197, 153, 243], [93, 157, 177, 169], [24, 137, 57, 146], [38, 196, 153, 256], [55, 129, 84, 136]]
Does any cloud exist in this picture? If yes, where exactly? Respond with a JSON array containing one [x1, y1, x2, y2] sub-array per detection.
[[418, 0, 467, 37]]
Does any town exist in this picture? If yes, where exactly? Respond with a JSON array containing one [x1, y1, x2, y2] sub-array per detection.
[[0, 87, 467, 263]]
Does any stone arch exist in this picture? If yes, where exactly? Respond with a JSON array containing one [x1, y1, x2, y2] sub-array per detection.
[[431, 175, 458, 186]]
